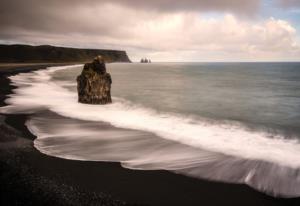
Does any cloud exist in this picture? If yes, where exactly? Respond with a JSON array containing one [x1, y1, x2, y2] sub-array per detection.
[[0, 0, 260, 16], [0, 0, 299, 61], [109, 0, 260, 14], [278, 0, 300, 7], [125, 13, 300, 61], [0, 0, 260, 34]]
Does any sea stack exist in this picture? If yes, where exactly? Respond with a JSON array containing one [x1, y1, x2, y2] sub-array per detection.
[[140, 58, 151, 63], [77, 55, 112, 104]]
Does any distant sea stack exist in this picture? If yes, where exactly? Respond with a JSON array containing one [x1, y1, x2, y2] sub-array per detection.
[[77, 56, 112, 104], [140, 58, 151, 63], [0, 44, 131, 63]]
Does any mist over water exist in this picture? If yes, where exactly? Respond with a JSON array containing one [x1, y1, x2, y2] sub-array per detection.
[[1, 63, 300, 197]]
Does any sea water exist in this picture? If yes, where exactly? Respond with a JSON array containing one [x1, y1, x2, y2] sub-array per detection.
[[1, 62, 300, 197]]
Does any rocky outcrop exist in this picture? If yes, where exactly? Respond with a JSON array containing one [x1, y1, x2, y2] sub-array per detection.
[[140, 58, 151, 63], [77, 56, 112, 104], [0, 44, 131, 63]]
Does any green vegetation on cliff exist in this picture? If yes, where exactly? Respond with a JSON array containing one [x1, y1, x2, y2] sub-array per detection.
[[0, 44, 131, 63]]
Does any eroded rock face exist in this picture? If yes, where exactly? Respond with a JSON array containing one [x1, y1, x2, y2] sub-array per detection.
[[77, 56, 112, 104]]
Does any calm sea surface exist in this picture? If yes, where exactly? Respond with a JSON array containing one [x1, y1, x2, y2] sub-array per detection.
[[55, 62, 300, 136]]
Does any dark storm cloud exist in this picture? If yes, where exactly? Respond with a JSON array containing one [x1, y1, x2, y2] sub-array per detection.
[[0, 0, 261, 45], [111, 0, 260, 13], [0, 0, 260, 31], [0, 0, 114, 35], [0, 0, 261, 16]]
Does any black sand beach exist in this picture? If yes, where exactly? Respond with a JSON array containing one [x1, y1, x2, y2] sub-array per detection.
[[1, 64, 300, 206]]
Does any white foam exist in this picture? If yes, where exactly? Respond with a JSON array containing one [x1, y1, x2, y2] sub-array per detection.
[[1, 65, 300, 170]]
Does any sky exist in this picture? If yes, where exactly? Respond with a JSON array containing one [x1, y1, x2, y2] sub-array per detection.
[[0, 0, 300, 62]]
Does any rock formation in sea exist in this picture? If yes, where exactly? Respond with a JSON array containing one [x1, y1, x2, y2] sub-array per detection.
[[77, 56, 112, 104], [140, 58, 151, 63]]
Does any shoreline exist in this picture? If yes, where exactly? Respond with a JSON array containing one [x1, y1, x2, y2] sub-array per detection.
[[0, 64, 299, 206]]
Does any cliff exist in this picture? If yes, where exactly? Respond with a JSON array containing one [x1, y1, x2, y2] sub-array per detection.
[[0, 44, 131, 63], [77, 56, 112, 104]]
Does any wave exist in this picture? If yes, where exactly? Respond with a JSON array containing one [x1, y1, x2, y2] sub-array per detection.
[[1, 65, 300, 197]]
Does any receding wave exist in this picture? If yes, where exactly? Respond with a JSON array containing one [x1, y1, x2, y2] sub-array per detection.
[[1, 65, 300, 197]]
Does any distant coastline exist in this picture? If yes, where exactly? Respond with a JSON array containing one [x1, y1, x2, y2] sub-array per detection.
[[0, 44, 131, 63]]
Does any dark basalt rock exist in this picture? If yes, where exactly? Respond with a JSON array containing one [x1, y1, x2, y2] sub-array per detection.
[[140, 58, 151, 63], [0, 44, 131, 63], [77, 56, 112, 104]]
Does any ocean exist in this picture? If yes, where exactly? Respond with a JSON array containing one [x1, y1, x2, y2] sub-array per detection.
[[1, 62, 300, 197]]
